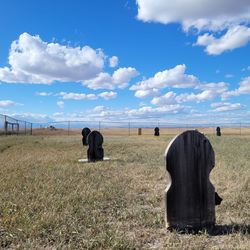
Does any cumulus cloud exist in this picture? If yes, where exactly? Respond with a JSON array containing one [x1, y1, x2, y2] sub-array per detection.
[[57, 101, 64, 109], [0, 33, 138, 89], [0, 32, 105, 84], [222, 76, 250, 99], [130, 64, 199, 97], [84, 67, 139, 90], [109, 56, 119, 68], [0, 100, 16, 107], [136, 0, 250, 54], [176, 82, 228, 103], [210, 102, 244, 112], [195, 25, 250, 55], [136, 0, 250, 31]]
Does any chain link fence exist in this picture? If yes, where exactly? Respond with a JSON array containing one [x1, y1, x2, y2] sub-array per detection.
[[0, 114, 33, 135]]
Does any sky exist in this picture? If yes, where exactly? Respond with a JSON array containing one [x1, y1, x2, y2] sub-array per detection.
[[1, 0, 250, 124]]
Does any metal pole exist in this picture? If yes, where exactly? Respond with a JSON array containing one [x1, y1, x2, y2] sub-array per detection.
[[31, 123, 33, 135]]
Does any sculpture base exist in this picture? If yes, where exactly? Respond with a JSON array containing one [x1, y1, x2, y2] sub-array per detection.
[[78, 157, 110, 163]]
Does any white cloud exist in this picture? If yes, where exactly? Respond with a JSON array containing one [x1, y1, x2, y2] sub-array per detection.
[[98, 91, 117, 100], [210, 102, 244, 112], [222, 76, 250, 99], [195, 26, 250, 55], [176, 82, 228, 103], [92, 106, 107, 112], [58, 92, 98, 100], [130, 64, 199, 98], [151, 91, 176, 105], [57, 91, 117, 101], [6, 112, 50, 123], [136, 1, 250, 54], [136, 0, 250, 32], [0, 33, 105, 84], [109, 56, 119, 68], [126, 105, 184, 118], [0, 100, 16, 107], [134, 88, 159, 98], [36, 92, 53, 96], [57, 101, 64, 109], [84, 67, 139, 90], [176, 91, 215, 103]]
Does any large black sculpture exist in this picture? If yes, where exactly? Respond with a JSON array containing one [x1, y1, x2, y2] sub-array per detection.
[[82, 127, 91, 146], [87, 130, 104, 162], [165, 130, 222, 230], [154, 127, 160, 136]]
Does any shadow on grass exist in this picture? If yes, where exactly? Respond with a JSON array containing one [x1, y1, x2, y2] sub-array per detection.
[[209, 224, 250, 236], [168, 224, 250, 236]]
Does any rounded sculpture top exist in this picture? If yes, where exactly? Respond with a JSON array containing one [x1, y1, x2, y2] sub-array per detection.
[[82, 127, 91, 146]]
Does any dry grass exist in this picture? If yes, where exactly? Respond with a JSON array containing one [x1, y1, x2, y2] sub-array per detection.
[[0, 134, 249, 249]]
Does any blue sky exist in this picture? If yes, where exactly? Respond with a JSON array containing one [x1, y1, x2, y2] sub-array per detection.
[[1, 0, 250, 124]]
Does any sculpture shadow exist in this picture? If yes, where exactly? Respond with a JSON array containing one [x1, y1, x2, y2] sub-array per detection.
[[209, 224, 250, 236], [168, 224, 250, 236]]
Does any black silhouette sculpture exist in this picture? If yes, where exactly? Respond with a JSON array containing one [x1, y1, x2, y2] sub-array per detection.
[[165, 130, 222, 230], [87, 130, 104, 162], [82, 127, 91, 146], [216, 127, 221, 136], [154, 127, 160, 136]]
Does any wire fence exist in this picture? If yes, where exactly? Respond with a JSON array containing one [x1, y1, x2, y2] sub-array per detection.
[[2, 113, 250, 137], [31, 120, 250, 136], [0, 114, 33, 135]]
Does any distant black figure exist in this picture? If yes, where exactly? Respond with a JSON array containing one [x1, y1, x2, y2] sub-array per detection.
[[87, 130, 104, 162], [154, 127, 160, 136], [216, 127, 221, 136], [82, 127, 91, 146]]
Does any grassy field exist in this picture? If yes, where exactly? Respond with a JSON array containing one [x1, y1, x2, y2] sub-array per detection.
[[0, 134, 249, 249]]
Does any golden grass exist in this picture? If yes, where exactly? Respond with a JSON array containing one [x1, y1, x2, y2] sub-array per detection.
[[0, 134, 249, 249]]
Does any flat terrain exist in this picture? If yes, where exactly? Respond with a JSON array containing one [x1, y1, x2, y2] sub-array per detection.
[[0, 134, 249, 249]]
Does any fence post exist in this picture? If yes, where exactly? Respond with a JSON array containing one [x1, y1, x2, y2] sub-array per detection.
[[31, 123, 33, 135], [17, 121, 19, 135], [68, 121, 70, 136], [4, 115, 7, 135]]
